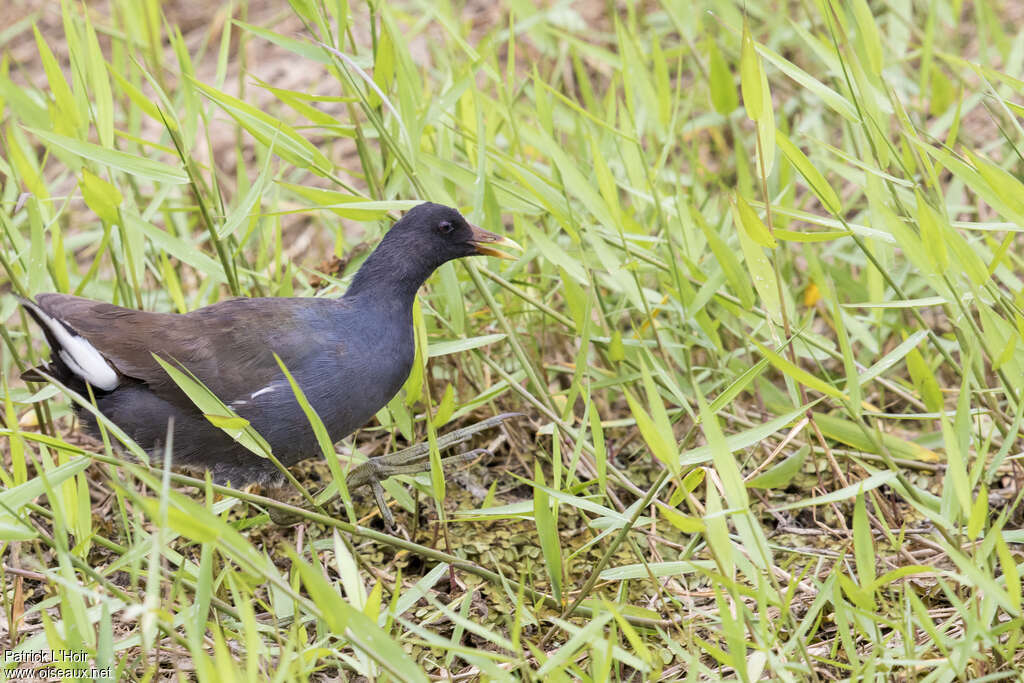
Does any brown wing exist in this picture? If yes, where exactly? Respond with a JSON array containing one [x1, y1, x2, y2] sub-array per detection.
[[33, 293, 339, 405]]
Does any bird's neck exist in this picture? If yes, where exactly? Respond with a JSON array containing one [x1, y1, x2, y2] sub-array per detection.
[[342, 238, 432, 307]]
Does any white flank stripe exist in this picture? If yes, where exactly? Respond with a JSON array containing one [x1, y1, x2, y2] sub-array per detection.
[[250, 386, 275, 399], [25, 302, 120, 391]]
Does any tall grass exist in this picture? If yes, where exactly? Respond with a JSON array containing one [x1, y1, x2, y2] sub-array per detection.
[[2, 0, 1023, 679]]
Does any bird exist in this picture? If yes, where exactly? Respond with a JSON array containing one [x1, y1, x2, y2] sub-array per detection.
[[18, 202, 522, 525]]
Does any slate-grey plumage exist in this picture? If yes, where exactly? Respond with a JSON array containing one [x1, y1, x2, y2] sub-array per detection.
[[19, 202, 522, 520]]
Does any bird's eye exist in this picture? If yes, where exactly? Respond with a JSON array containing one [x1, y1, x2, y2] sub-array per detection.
[[438, 221, 454, 234]]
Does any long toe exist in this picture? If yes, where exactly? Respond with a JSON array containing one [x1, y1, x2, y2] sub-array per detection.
[[342, 413, 520, 530], [347, 450, 490, 530], [268, 505, 305, 526], [262, 486, 311, 526]]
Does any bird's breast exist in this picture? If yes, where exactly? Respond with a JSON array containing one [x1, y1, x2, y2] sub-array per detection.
[[304, 319, 415, 437]]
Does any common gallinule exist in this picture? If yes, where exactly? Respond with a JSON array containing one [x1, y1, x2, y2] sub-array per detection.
[[18, 202, 522, 524]]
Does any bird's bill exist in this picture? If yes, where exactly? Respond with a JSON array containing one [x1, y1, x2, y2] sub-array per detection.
[[468, 224, 524, 260]]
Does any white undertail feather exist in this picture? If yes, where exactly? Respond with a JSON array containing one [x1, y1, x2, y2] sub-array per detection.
[[24, 301, 120, 391]]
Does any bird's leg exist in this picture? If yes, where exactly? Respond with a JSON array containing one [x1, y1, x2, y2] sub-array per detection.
[[265, 486, 308, 526], [267, 449, 484, 527], [345, 412, 521, 528], [345, 413, 520, 488], [362, 449, 489, 530], [264, 413, 519, 529]]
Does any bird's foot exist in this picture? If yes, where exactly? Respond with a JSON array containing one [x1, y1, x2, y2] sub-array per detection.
[[345, 412, 521, 530], [351, 449, 489, 531], [263, 486, 311, 526], [267, 504, 304, 526]]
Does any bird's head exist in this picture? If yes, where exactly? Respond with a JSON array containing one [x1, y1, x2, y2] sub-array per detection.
[[387, 202, 523, 269], [344, 202, 523, 301]]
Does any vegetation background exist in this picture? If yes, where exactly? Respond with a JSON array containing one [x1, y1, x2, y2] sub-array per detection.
[[1, 0, 1023, 679]]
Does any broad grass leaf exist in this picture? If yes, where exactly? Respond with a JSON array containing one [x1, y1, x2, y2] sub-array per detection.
[[27, 128, 188, 184], [850, 0, 883, 76], [123, 213, 227, 284], [657, 503, 705, 533], [151, 355, 272, 458], [599, 560, 714, 581], [698, 392, 771, 571], [139, 498, 219, 543], [966, 150, 1024, 218], [589, 398, 607, 495], [278, 184, 418, 220], [707, 38, 738, 114], [432, 383, 456, 428], [524, 222, 588, 285], [756, 29, 858, 121], [233, 21, 332, 64], [535, 612, 614, 677], [6, 127, 49, 199], [108, 68, 165, 124], [856, 329, 930, 389], [905, 345, 944, 413], [218, 153, 273, 239], [752, 339, 846, 401], [746, 445, 808, 489], [192, 79, 333, 177], [732, 205, 782, 323], [532, 462, 563, 603], [605, 603, 655, 670], [589, 134, 621, 223], [740, 23, 765, 121], [0, 456, 91, 540], [702, 479, 734, 576], [775, 130, 840, 214], [428, 334, 508, 358], [733, 193, 777, 248], [371, 19, 396, 106], [255, 79, 351, 128], [940, 373, 972, 519], [681, 406, 806, 467], [914, 190, 949, 272], [942, 541, 1020, 617], [81, 12, 113, 146], [915, 139, 1024, 225], [977, 302, 1024, 383], [402, 299, 426, 406], [624, 386, 678, 473], [286, 548, 427, 682], [995, 531, 1022, 612], [772, 471, 897, 511], [274, 354, 337, 463], [33, 25, 81, 137], [79, 169, 122, 225], [966, 485, 987, 540], [693, 206, 755, 309], [853, 490, 876, 598], [812, 412, 939, 463]]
